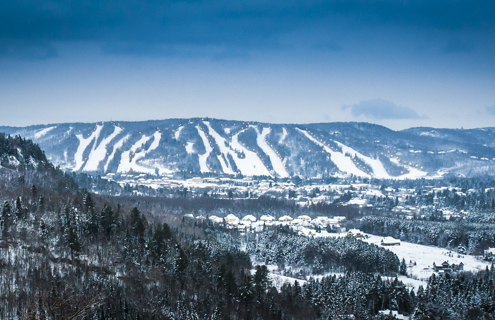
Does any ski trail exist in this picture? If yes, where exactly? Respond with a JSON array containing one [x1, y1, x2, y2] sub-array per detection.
[[74, 125, 103, 171], [297, 128, 369, 177], [104, 134, 130, 172], [196, 125, 213, 173], [204, 121, 235, 174], [254, 126, 289, 178], [84, 126, 123, 171]]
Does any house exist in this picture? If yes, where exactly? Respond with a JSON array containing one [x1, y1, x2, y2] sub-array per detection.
[[279, 215, 293, 222], [297, 215, 312, 222], [224, 214, 240, 225], [381, 237, 401, 246], [347, 229, 364, 238], [242, 215, 257, 222], [433, 261, 464, 272], [209, 215, 223, 224], [484, 248, 495, 261], [260, 215, 275, 222]]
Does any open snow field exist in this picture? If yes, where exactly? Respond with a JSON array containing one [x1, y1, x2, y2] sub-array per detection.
[[271, 228, 492, 290], [363, 234, 490, 281]]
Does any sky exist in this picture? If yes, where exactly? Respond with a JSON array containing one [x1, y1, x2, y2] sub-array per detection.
[[0, 0, 494, 130]]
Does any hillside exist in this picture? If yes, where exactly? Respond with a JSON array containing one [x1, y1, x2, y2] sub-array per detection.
[[2, 119, 495, 179]]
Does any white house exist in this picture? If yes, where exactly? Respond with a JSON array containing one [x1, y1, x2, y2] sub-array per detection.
[[224, 214, 240, 225]]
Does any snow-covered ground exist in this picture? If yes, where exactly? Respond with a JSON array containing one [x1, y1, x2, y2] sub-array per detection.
[[254, 126, 289, 178], [117, 131, 167, 175], [185, 142, 195, 154], [204, 121, 235, 174], [231, 127, 271, 176], [297, 128, 369, 177], [279, 127, 288, 144], [74, 125, 103, 171], [334, 140, 390, 179], [196, 125, 213, 173], [104, 134, 130, 172], [84, 126, 122, 171], [34, 126, 56, 139], [363, 234, 490, 281]]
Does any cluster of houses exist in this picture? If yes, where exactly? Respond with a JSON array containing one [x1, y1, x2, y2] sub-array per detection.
[[186, 213, 346, 233]]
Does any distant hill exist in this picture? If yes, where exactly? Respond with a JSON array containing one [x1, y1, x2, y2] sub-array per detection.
[[1, 119, 495, 179]]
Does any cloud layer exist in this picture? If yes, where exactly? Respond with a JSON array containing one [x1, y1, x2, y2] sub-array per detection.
[[1, 0, 494, 58], [343, 99, 425, 120]]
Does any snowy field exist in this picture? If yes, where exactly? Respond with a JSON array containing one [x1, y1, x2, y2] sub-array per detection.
[[255, 228, 492, 291], [363, 234, 490, 282]]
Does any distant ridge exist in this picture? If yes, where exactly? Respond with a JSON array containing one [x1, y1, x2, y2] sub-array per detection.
[[2, 119, 495, 178]]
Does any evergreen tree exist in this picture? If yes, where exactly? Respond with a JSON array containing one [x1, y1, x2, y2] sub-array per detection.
[[2, 201, 12, 238]]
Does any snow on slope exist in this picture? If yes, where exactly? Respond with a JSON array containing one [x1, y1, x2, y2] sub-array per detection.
[[204, 122, 235, 174], [174, 126, 184, 140], [185, 142, 195, 154], [231, 128, 271, 176], [297, 128, 368, 177], [104, 134, 130, 172], [196, 125, 213, 173], [333, 141, 390, 179], [83, 126, 122, 172], [390, 158, 427, 179], [254, 126, 289, 178], [117, 131, 163, 174], [74, 125, 103, 171], [279, 127, 288, 144], [34, 126, 56, 139]]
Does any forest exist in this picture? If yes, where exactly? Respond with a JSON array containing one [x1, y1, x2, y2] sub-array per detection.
[[1, 133, 495, 319]]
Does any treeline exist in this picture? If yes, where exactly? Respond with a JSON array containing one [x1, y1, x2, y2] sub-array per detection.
[[245, 228, 400, 275], [0, 189, 283, 319], [353, 216, 495, 254]]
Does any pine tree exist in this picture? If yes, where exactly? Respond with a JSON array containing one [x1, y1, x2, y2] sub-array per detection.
[[400, 258, 407, 276], [66, 224, 81, 260], [2, 201, 12, 238]]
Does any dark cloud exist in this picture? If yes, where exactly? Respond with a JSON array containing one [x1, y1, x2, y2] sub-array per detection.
[[343, 99, 425, 120], [486, 106, 495, 115], [0, 0, 494, 58]]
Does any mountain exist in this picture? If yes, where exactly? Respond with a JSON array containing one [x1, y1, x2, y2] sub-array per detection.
[[1, 119, 495, 179]]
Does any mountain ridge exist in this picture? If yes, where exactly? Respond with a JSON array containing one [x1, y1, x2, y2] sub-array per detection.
[[1, 118, 495, 179]]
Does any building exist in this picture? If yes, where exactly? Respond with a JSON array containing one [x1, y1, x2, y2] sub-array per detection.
[[381, 237, 401, 246]]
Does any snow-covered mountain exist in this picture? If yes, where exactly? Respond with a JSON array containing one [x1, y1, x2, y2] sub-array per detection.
[[2, 119, 495, 179]]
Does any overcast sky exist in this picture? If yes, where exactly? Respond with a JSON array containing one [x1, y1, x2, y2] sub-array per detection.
[[1, 0, 494, 130]]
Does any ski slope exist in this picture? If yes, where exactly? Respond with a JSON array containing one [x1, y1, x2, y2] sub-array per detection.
[[196, 125, 213, 173], [390, 158, 428, 179], [279, 127, 288, 144], [333, 141, 390, 179], [231, 128, 271, 176], [84, 126, 122, 172], [117, 131, 162, 174], [297, 128, 369, 177], [34, 126, 56, 139], [104, 134, 130, 172], [174, 126, 184, 140], [254, 126, 289, 178], [74, 125, 103, 171], [203, 121, 272, 176], [204, 122, 235, 174], [185, 142, 195, 154]]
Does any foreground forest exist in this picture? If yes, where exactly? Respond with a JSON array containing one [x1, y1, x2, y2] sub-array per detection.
[[1, 133, 495, 319]]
